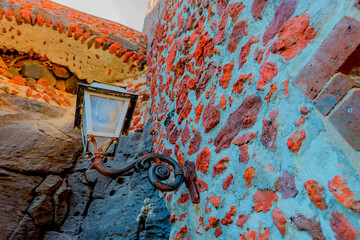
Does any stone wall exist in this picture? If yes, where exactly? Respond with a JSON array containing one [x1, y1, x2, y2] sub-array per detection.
[[143, 0, 360, 239]]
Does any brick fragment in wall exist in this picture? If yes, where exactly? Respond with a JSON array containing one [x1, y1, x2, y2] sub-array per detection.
[[275, 171, 298, 199], [294, 16, 360, 100], [315, 74, 360, 116], [292, 214, 326, 240], [330, 211, 359, 240], [214, 95, 262, 152], [251, 0, 268, 20], [262, 0, 299, 45], [328, 90, 360, 151], [270, 13, 316, 61]]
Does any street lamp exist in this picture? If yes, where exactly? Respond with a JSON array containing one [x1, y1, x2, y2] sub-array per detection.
[[74, 82, 199, 201]]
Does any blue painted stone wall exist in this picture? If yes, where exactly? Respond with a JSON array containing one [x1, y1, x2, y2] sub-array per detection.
[[143, 0, 360, 239]]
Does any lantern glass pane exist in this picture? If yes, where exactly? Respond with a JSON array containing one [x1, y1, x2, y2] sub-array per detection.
[[89, 94, 125, 135]]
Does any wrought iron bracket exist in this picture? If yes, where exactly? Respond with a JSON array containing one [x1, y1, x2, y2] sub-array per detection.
[[86, 137, 200, 201]]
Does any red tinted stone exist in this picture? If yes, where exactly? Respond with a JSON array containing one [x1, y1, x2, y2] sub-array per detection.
[[235, 214, 249, 227], [228, 2, 245, 21], [294, 16, 360, 100], [196, 147, 210, 174], [223, 173, 233, 190], [193, 32, 214, 67], [37, 78, 50, 87], [196, 177, 208, 192], [181, 121, 190, 146], [239, 144, 250, 163], [304, 180, 327, 210], [293, 214, 326, 240], [166, 122, 176, 139], [169, 214, 178, 223], [175, 226, 188, 239], [177, 194, 190, 204], [315, 74, 360, 116], [10, 76, 26, 85], [260, 109, 279, 149], [275, 171, 298, 199], [263, 0, 299, 45], [202, 96, 220, 133], [329, 90, 360, 151], [273, 14, 316, 60], [232, 74, 253, 94], [25, 88, 32, 97], [219, 62, 234, 88], [217, 0, 230, 16], [233, 132, 258, 146], [166, 44, 177, 74], [178, 100, 192, 124], [282, 79, 289, 96], [205, 216, 219, 230], [244, 167, 255, 188], [209, 195, 221, 208], [264, 84, 277, 102], [195, 101, 204, 123], [272, 208, 286, 235], [188, 130, 202, 155], [176, 75, 189, 114], [214, 12, 228, 45], [287, 129, 306, 152], [227, 20, 248, 52], [295, 117, 306, 127], [239, 36, 259, 68], [212, 157, 230, 177], [328, 175, 360, 214], [5, 8, 13, 21], [215, 226, 222, 238], [196, 62, 216, 99], [330, 211, 359, 240], [179, 212, 188, 222], [300, 106, 309, 115], [240, 230, 257, 240], [252, 0, 268, 20], [253, 190, 278, 213], [219, 95, 226, 110], [257, 62, 278, 90], [214, 95, 262, 152], [221, 206, 237, 225]]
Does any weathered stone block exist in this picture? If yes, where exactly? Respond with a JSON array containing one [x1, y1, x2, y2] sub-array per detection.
[[294, 16, 360, 100], [20, 63, 56, 86], [315, 74, 360, 116], [329, 90, 360, 151], [28, 195, 53, 226]]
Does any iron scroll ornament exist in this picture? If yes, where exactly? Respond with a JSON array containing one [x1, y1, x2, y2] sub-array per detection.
[[90, 153, 185, 192], [86, 136, 200, 202]]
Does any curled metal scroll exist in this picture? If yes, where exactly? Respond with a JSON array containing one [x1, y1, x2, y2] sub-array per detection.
[[90, 153, 184, 192]]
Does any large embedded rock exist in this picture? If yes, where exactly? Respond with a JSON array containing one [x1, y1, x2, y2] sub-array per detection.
[[0, 169, 43, 240], [66, 75, 84, 94], [8, 214, 41, 240], [28, 195, 54, 226], [35, 175, 63, 195], [53, 181, 71, 227], [52, 65, 70, 79], [0, 93, 81, 174], [20, 63, 57, 86]]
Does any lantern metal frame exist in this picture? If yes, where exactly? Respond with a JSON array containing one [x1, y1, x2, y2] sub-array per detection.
[[74, 82, 199, 202]]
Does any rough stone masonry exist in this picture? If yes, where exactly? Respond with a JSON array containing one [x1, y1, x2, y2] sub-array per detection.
[[143, 0, 360, 239]]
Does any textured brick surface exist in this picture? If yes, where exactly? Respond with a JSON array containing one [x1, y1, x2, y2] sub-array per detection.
[[315, 74, 360, 116], [294, 16, 360, 100], [329, 90, 360, 151]]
